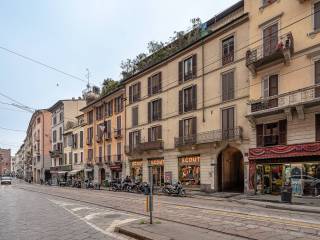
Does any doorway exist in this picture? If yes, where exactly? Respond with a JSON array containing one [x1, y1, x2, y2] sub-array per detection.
[[100, 168, 106, 184], [217, 147, 244, 192]]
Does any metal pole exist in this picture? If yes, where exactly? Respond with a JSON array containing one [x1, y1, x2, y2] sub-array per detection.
[[148, 164, 153, 224]]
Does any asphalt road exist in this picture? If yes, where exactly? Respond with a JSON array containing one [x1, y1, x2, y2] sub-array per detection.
[[2, 181, 320, 240]]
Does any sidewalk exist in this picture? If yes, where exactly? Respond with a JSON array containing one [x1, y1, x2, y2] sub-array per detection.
[[190, 191, 320, 214], [115, 220, 245, 240]]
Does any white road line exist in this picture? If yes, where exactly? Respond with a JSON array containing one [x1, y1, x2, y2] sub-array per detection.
[[71, 206, 94, 212]]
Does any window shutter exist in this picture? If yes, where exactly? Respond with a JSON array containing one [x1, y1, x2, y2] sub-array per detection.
[[110, 100, 113, 116], [137, 82, 141, 100], [158, 99, 162, 120], [279, 119, 287, 145], [138, 130, 141, 144], [314, 2, 320, 30], [148, 128, 151, 142], [316, 114, 320, 141], [158, 125, 162, 140], [178, 61, 183, 84], [262, 77, 269, 97], [192, 85, 197, 110], [158, 72, 162, 92], [129, 132, 133, 148], [269, 75, 278, 96], [192, 54, 197, 78], [148, 77, 152, 96], [192, 117, 197, 135], [229, 72, 235, 100], [129, 86, 133, 104], [148, 102, 151, 123], [179, 90, 183, 114], [179, 120, 183, 137], [229, 108, 235, 130], [222, 73, 227, 101], [256, 124, 263, 147]]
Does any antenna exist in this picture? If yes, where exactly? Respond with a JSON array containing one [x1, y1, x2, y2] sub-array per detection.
[[85, 68, 91, 89]]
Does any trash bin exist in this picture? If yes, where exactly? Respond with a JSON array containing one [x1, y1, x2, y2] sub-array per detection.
[[281, 184, 292, 203], [104, 180, 109, 188]]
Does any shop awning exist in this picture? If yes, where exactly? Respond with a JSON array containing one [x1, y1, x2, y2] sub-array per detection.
[[84, 168, 93, 172], [69, 170, 81, 175], [58, 171, 68, 175]]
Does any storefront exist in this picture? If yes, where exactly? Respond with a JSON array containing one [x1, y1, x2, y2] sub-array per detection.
[[131, 160, 143, 182], [110, 163, 122, 181], [50, 165, 72, 185], [249, 143, 320, 197], [178, 155, 200, 187], [149, 159, 164, 186]]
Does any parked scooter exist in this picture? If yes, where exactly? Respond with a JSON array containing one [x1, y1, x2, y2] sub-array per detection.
[[161, 182, 186, 197], [85, 179, 94, 189]]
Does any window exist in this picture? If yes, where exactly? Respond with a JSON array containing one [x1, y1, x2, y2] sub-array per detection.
[[117, 142, 122, 161], [115, 95, 123, 113], [59, 112, 63, 122], [222, 71, 235, 101], [314, 2, 320, 30], [88, 149, 93, 161], [52, 130, 57, 143], [63, 154, 67, 165], [262, 0, 276, 7], [67, 135, 73, 147], [315, 60, 320, 98], [68, 152, 72, 165], [256, 120, 287, 147], [132, 106, 139, 127], [263, 23, 278, 57], [104, 100, 113, 117], [104, 120, 112, 139], [148, 73, 162, 96], [148, 126, 162, 142], [222, 36, 234, 65], [178, 117, 197, 145], [59, 127, 62, 141], [98, 146, 102, 162], [263, 74, 278, 97], [148, 99, 162, 122], [87, 127, 93, 145], [53, 116, 57, 125], [80, 152, 83, 163], [106, 144, 111, 162], [116, 116, 121, 130], [179, 85, 197, 113], [129, 82, 141, 104], [88, 111, 93, 124], [79, 131, 83, 148], [316, 114, 320, 141], [129, 130, 141, 149], [37, 117, 41, 124], [74, 153, 78, 164], [222, 107, 235, 139], [96, 124, 103, 142], [73, 133, 78, 148], [179, 55, 197, 83], [96, 105, 103, 120]]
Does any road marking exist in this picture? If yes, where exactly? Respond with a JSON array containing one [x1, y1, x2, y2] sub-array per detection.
[[71, 206, 94, 212]]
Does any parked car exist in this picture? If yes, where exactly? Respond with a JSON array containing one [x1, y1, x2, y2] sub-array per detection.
[[1, 176, 12, 185]]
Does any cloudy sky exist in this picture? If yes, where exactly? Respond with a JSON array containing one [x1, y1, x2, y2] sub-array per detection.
[[0, 0, 240, 154]]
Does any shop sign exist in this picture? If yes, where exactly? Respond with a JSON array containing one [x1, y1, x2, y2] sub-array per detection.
[[131, 160, 143, 167], [165, 171, 172, 184], [179, 155, 200, 165], [149, 159, 164, 166]]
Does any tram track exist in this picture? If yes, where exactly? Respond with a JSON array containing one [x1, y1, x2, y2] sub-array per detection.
[[15, 184, 320, 239]]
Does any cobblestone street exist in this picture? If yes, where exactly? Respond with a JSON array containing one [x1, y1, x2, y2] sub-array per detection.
[[2, 182, 320, 240]]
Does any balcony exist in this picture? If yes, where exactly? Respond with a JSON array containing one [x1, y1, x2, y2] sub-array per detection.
[[111, 154, 123, 163], [104, 132, 112, 141], [174, 127, 243, 148], [246, 32, 294, 75], [86, 138, 93, 146], [248, 84, 320, 118], [114, 129, 122, 139], [95, 157, 103, 165], [138, 140, 163, 151], [96, 134, 102, 143]]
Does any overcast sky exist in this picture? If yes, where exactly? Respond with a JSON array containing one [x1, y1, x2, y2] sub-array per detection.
[[0, 0, 240, 154]]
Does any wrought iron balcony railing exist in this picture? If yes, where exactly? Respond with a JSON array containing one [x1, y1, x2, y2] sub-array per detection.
[[174, 127, 243, 148], [114, 129, 122, 138], [138, 140, 163, 151], [246, 32, 294, 74], [248, 84, 320, 116]]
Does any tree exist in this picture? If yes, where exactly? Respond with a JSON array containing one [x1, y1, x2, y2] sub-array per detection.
[[100, 78, 119, 96]]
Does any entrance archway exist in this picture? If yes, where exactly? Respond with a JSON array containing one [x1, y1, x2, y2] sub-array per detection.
[[100, 168, 106, 183], [217, 146, 244, 192]]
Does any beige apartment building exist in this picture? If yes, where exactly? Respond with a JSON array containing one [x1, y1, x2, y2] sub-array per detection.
[[48, 99, 86, 185], [29, 110, 52, 183], [123, 1, 250, 192], [82, 87, 125, 184], [245, 0, 320, 197], [63, 114, 85, 179]]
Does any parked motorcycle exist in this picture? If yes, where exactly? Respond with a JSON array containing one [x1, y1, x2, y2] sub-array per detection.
[[161, 182, 186, 197], [85, 179, 94, 189]]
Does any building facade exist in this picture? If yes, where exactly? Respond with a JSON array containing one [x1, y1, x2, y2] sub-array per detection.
[[48, 99, 86, 184], [0, 148, 11, 175], [63, 114, 85, 180], [246, 0, 320, 196], [123, 1, 251, 192], [82, 87, 125, 184]]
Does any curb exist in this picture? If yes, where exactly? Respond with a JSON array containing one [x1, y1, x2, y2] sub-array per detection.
[[115, 225, 171, 240]]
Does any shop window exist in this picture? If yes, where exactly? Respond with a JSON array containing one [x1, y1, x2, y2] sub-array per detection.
[[131, 160, 143, 182], [256, 120, 287, 147], [179, 155, 200, 186]]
